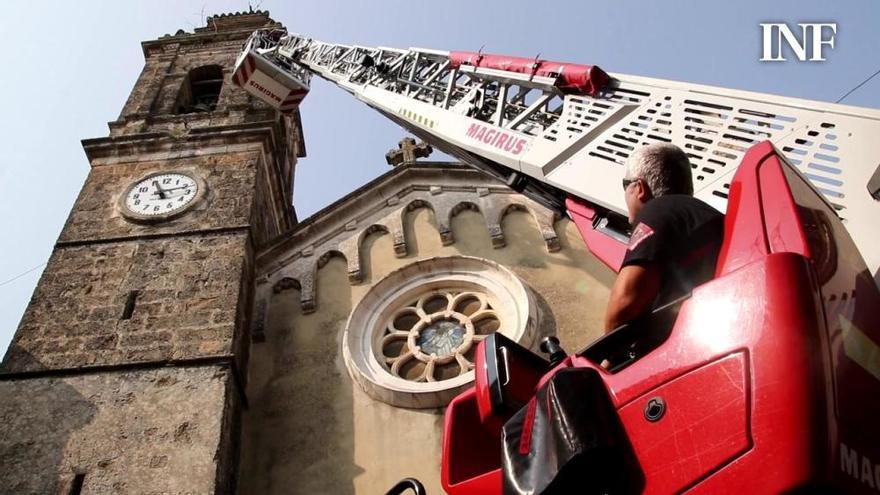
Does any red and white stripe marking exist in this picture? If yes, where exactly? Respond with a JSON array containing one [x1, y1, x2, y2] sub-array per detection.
[[233, 54, 257, 87], [234, 53, 307, 113], [279, 88, 309, 113]]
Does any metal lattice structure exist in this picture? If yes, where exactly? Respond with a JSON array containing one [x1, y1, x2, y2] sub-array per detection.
[[234, 30, 880, 274]]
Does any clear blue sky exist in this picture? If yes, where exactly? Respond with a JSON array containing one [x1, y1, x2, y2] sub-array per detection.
[[1, 0, 878, 355]]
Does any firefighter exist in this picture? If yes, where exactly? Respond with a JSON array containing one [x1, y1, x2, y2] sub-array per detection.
[[603, 143, 724, 332]]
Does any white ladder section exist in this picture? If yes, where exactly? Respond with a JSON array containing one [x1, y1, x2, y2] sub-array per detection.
[[239, 30, 880, 275]]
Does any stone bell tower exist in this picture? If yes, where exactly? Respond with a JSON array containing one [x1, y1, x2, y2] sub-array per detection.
[[0, 10, 303, 494]]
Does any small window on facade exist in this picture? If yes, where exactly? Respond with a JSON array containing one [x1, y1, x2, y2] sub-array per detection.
[[175, 65, 224, 114]]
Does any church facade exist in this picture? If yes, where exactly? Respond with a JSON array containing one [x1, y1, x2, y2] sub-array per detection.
[[0, 11, 613, 494]]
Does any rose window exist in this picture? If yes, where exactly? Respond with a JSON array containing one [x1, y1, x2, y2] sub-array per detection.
[[381, 291, 501, 383], [343, 256, 537, 408]]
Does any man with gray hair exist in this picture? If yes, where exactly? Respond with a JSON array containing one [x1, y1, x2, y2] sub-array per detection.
[[604, 143, 724, 332]]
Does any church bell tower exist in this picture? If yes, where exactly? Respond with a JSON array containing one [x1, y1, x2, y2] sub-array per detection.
[[0, 11, 303, 493]]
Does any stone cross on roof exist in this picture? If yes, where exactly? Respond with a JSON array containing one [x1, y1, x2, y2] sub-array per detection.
[[386, 137, 433, 167]]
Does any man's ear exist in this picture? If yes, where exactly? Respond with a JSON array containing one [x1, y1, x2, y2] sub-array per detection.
[[636, 180, 653, 202]]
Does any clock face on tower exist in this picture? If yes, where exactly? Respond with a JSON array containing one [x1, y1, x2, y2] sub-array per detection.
[[120, 172, 205, 222]]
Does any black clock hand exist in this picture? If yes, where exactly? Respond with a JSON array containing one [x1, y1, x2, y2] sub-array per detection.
[[152, 180, 167, 199], [171, 184, 199, 198], [161, 186, 194, 199]]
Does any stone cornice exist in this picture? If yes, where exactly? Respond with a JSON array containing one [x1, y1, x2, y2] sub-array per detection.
[[140, 12, 281, 58], [107, 109, 305, 159], [81, 121, 282, 165]]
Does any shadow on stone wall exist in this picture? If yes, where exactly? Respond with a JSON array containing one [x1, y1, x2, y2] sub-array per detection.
[[552, 217, 617, 287], [359, 228, 391, 282], [403, 206, 442, 256], [239, 257, 359, 494], [0, 350, 97, 494]]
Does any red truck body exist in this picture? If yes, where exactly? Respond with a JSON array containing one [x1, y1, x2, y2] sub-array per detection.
[[441, 141, 880, 494]]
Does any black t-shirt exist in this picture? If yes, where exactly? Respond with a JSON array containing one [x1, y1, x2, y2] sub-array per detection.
[[622, 195, 725, 307]]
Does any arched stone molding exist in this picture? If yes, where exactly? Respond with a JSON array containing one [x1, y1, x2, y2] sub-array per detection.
[[272, 265, 316, 314], [443, 201, 484, 247], [272, 276, 301, 294], [488, 199, 562, 253], [258, 164, 566, 315], [384, 210, 407, 258], [400, 199, 441, 249], [316, 249, 347, 269], [340, 224, 390, 284]]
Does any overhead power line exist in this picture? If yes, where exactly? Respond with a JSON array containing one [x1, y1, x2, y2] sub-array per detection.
[[0, 262, 47, 288], [836, 66, 880, 103]]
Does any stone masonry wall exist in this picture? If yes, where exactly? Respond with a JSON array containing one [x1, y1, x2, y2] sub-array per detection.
[[58, 151, 260, 244], [3, 233, 249, 373], [112, 14, 280, 138], [0, 10, 292, 495], [0, 366, 234, 494]]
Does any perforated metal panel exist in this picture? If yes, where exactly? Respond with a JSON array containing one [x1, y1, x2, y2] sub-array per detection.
[[543, 75, 880, 274]]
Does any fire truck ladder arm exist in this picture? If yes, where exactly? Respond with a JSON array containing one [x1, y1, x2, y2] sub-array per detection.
[[234, 29, 880, 276]]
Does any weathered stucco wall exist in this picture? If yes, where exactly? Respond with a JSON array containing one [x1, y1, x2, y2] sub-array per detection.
[[0, 366, 236, 494], [240, 198, 614, 494]]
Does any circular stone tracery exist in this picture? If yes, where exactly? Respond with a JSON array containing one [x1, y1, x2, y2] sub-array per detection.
[[343, 256, 537, 408], [381, 291, 500, 383]]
